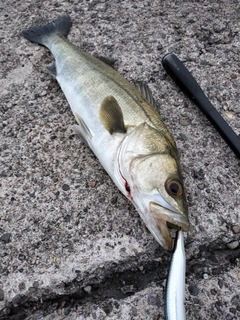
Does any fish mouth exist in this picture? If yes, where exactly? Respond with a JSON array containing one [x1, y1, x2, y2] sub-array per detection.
[[149, 201, 189, 251]]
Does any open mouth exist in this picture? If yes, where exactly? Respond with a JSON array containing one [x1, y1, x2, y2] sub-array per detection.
[[149, 201, 189, 250]]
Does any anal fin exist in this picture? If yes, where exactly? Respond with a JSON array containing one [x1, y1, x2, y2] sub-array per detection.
[[47, 61, 57, 77], [72, 112, 92, 146]]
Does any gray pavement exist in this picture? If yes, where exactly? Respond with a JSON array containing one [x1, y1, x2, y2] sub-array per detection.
[[0, 0, 239, 319]]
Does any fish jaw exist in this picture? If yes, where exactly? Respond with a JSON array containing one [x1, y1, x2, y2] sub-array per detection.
[[128, 192, 189, 251], [149, 201, 189, 250]]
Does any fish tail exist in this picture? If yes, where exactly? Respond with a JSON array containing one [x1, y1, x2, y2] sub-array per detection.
[[21, 16, 72, 47]]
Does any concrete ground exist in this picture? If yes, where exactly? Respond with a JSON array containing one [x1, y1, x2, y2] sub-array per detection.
[[1, 0, 239, 319]]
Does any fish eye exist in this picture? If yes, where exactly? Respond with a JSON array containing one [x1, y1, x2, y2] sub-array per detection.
[[165, 179, 183, 197]]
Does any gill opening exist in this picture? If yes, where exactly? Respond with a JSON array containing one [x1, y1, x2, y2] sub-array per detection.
[[119, 163, 132, 200]]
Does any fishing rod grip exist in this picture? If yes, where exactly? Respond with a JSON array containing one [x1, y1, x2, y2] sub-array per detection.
[[162, 53, 240, 159]]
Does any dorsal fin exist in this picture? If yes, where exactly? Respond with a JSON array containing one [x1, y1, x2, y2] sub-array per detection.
[[133, 81, 157, 109], [99, 96, 126, 134], [95, 56, 117, 69]]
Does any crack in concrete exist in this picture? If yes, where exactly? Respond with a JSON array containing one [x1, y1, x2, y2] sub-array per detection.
[[1, 246, 239, 320]]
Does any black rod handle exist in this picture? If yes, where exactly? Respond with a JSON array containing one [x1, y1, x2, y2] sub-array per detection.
[[162, 53, 240, 159]]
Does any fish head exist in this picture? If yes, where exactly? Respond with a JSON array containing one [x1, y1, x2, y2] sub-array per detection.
[[120, 123, 189, 250], [130, 153, 189, 250]]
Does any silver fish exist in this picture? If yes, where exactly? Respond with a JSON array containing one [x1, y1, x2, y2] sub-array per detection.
[[21, 16, 190, 250]]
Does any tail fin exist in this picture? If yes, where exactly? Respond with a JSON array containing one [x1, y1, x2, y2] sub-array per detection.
[[21, 16, 72, 46]]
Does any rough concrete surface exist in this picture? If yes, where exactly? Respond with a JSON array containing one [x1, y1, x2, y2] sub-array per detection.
[[1, 0, 240, 319]]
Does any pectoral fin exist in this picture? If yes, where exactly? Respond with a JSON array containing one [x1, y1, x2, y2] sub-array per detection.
[[99, 96, 126, 134], [72, 112, 92, 146]]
